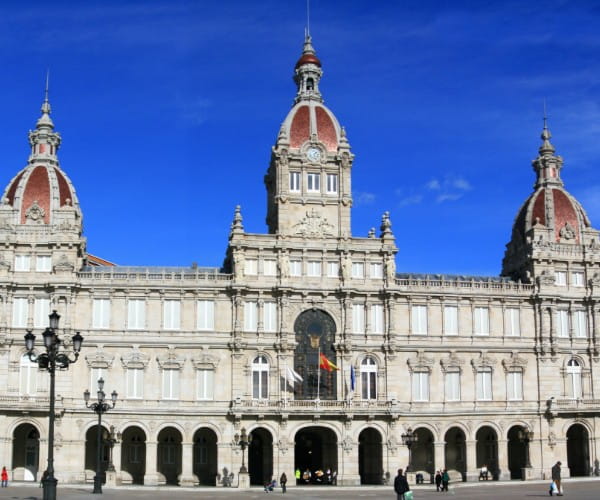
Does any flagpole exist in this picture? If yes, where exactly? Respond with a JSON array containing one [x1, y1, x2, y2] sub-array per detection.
[[284, 359, 288, 407], [317, 346, 321, 402]]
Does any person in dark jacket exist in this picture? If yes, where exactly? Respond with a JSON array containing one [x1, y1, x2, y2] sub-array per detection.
[[394, 469, 410, 500], [441, 469, 450, 491], [280, 472, 287, 494], [435, 470, 442, 491], [551, 461, 562, 496]]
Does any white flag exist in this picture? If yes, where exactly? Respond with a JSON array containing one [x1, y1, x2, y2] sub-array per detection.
[[286, 366, 303, 385]]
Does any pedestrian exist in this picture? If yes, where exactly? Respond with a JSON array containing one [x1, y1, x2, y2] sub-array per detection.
[[441, 469, 450, 492], [302, 468, 311, 484], [551, 461, 563, 496], [1, 466, 8, 487], [40, 470, 49, 488], [280, 472, 287, 494], [394, 468, 410, 500], [294, 468, 300, 484], [435, 470, 442, 491]]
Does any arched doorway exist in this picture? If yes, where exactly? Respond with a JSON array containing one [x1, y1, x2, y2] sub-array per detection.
[[359, 428, 383, 484], [12, 423, 40, 481], [293, 310, 337, 400], [567, 424, 590, 476], [507, 426, 526, 479], [193, 428, 218, 486], [412, 427, 435, 479], [248, 427, 273, 486], [444, 427, 466, 480], [85, 425, 109, 484], [476, 426, 498, 479], [121, 426, 146, 484], [294, 426, 338, 485], [157, 427, 182, 485]]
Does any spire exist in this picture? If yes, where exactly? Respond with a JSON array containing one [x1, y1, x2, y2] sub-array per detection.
[[532, 108, 563, 188], [293, 32, 323, 103], [28, 73, 61, 164]]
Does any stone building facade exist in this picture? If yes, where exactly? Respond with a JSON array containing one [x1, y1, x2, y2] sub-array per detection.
[[0, 35, 598, 488]]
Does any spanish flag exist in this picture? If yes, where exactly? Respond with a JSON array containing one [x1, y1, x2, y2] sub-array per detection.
[[319, 353, 339, 372]]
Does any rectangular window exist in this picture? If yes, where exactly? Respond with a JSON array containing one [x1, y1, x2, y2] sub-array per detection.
[[15, 255, 30, 272], [555, 271, 567, 286], [244, 301, 258, 332], [557, 310, 569, 337], [370, 262, 383, 279], [411, 305, 428, 335], [573, 310, 587, 338], [36, 256, 52, 272], [263, 259, 277, 276], [12, 297, 28, 328], [197, 300, 215, 330], [327, 261, 339, 278], [352, 262, 364, 278], [445, 371, 461, 401], [289, 172, 301, 192], [506, 308, 520, 337], [352, 304, 365, 334], [361, 369, 377, 400], [474, 307, 490, 335], [476, 369, 492, 400], [244, 259, 258, 276], [412, 372, 429, 402], [126, 368, 143, 399], [263, 301, 278, 333], [127, 299, 145, 330], [371, 304, 384, 334], [289, 259, 302, 276], [90, 367, 105, 392], [307, 260, 322, 277], [163, 300, 181, 330], [572, 271, 584, 287], [162, 369, 180, 399], [326, 173, 338, 194], [197, 369, 214, 400], [507, 371, 523, 400], [92, 299, 110, 329], [444, 305, 458, 335], [33, 298, 50, 328], [307, 173, 320, 192]]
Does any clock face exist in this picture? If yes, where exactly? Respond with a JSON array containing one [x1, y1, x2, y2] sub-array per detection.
[[306, 147, 322, 162]]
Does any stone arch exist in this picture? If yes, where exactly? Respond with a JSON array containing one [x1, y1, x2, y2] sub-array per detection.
[[475, 426, 498, 480], [412, 426, 435, 478], [359, 427, 383, 485], [294, 425, 338, 485], [118, 420, 151, 439], [473, 421, 502, 441], [153, 421, 186, 442], [444, 427, 466, 480], [7, 417, 45, 438], [12, 422, 40, 481], [293, 309, 338, 400], [157, 426, 183, 485], [410, 422, 440, 442], [248, 426, 273, 486], [291, 421, 343, 442], [287, 302, 341, 332], [120, 425, 147, 485], [506, 424, 528, 479], [354, 351, 384, 366], [190, 422, 222, 443], [84, 423, 112, 484], [193, 427, 218, 486], [441, 421, 470, 440], [567, 423, 590, 476]]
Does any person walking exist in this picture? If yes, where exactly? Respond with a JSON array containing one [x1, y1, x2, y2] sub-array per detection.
[[280, 472, 287, 494], [551, 461, 563, 496], [1, 466, 8, 487], [294, 468, 300, 485], [435, 470, 442, 491], [394, 468, 410, 500], [441, 469, 450, 492]]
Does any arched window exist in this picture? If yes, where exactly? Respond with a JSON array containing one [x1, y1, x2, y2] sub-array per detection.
[[306, 78, 314, 91], [360, 357, 377, 400], [19, 354, 37, 395], [252, 356, 269, 399], [566, 359, 582, 399]]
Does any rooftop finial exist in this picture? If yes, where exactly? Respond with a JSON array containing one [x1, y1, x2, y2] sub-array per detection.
[[306, 0, 310, 37], [539, 100, 555, 154], [36, 70, 54, 129]]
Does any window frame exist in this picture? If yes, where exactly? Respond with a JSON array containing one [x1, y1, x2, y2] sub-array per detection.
[[289, 171, 301, 192], [306, 172, 320, 193], [360, 357, 378, 400], [251, 356, 269, 399]]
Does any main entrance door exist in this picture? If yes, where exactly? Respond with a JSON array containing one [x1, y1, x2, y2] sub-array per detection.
[[248, 427, 273, 486], [294, 426, 338, 484], [567, 424, 590, 476]]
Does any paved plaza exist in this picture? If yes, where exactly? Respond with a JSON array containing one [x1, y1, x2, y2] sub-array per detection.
[[0, 479, 599, 500]]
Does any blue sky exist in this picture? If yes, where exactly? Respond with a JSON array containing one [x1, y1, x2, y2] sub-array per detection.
[[1, 0, 599, 275]]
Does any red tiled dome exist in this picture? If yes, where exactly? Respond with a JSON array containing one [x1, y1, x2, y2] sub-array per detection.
[[295, 53, 321, 69]]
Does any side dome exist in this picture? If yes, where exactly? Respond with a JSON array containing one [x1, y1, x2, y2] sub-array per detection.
[[284, 102, 340, 152], [3, 164, 80, 225]]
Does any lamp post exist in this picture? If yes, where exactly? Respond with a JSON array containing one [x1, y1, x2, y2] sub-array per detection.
[[24, 310, 83, 500], [401, 427, 418, 472], [84, 378, 117, 494], [234, 428, 252, 474], [518, 428, 534, 469]]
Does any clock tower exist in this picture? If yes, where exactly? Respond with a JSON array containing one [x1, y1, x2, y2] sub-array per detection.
[[264, 34, 354, 238]]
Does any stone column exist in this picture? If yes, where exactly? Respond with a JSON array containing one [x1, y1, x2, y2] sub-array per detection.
[[497, 439, 509, 480], [434, 441, 445, 472], [275, 436, 295, 488], [144, 440, 159, 485], [179, 441, 195, 486], [466, 439, 478, 482], [338, 441, 360, 485], [112, 440, 122, 484]]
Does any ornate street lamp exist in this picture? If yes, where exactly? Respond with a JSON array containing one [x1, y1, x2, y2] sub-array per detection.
[[24, 310, 83, 500], [84, 377, 117, 494], [518, 428, 534, 469], [401, 427, 418, 472], [234, 428, 253, 474]]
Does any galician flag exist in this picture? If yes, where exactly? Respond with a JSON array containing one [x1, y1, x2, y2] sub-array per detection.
[[319, 353, 339, 372]]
